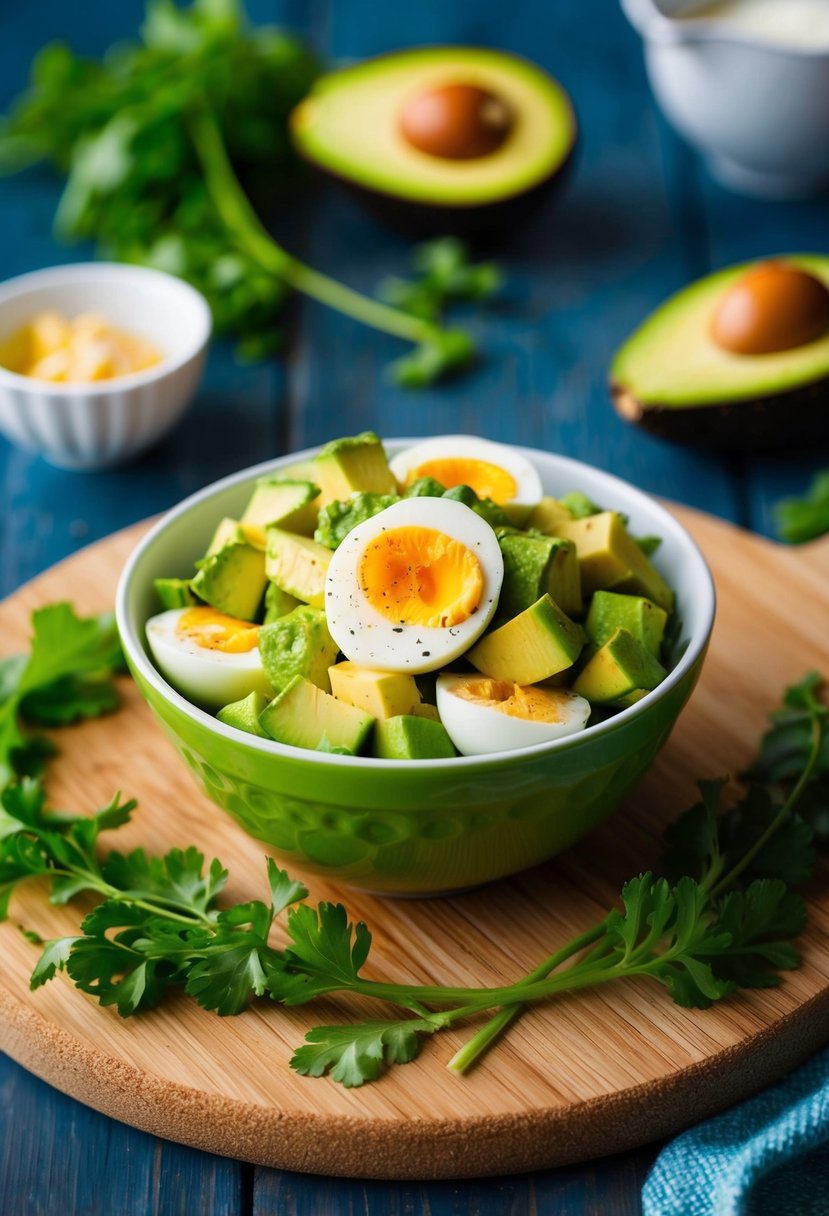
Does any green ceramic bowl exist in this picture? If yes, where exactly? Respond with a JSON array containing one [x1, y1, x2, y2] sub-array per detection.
[[115, 441, 714, 895]]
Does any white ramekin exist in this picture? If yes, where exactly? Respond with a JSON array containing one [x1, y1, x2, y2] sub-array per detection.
[[0, 263, 211, 469], [622, 0, 829, 198]]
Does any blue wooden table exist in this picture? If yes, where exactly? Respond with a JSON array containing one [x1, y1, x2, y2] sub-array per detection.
[[1, 2, 827, 1212]]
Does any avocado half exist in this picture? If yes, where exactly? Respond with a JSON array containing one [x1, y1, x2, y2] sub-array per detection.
[[610, 255, 829, 452], [289, 47, 577, 239]]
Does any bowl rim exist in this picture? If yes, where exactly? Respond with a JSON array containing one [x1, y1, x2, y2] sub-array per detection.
[[622, 0, 829, 59], [0, 262, 212, 396], [115, 438, 716, 772]]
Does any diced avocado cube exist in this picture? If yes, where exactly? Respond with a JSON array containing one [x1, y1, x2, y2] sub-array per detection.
[[259, 675, 374, 755], [585, 590, 668, 658], [547, 537, 583, 619], [263, 580, 300, 624], [312, 432, 397, 508], [614, 688, 649, 709], [572, 627, 667, 704], [190, 542, 267, 622], [496, 530, 582, 620], [527, 496, 574, 533], [154, 577, 198, 609], [242, 478, 321, 538], [259, 605, 339, 693], [554, 512, 674, 612], [328, 661, 423, 719], [410, 701, 441, 722], [314, 491, 400, 549], [278, 456, 319, 481], [468, 594, 585, 685], [217, 690, 270, 738], [207, 517, 247, 556], [373, 715, 456, 760], [265, 527, 332, 607]]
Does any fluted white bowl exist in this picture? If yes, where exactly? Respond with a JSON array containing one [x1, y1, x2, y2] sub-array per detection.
[[0, 263, 211, 469]]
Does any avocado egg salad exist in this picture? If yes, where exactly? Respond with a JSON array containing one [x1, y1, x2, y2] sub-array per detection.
[[146, 433, 676, 760]]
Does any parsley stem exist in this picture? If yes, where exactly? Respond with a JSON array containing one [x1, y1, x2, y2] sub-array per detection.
[[189, 106, 438, 346], [72, 873, 216, 928], [710, 703, 823, 898], [349, 949, 627, 1011], [446, 919, 611, 1075]]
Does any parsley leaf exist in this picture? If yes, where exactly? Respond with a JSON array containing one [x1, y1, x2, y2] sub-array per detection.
[[378, 237, 502, 323], [775, 471, 829, 544], [291, 1018, 434, 1088], [275, 903, 372, 1002], [0, 604, 123, 785]]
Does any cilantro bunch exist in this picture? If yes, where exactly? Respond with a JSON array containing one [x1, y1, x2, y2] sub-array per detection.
[[0, 0, 498, 380], [1, 603, 827, 1088]]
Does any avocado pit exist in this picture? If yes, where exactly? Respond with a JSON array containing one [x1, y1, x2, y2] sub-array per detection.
[[710, 260, 829, 355], [399, 83, 514, 160]]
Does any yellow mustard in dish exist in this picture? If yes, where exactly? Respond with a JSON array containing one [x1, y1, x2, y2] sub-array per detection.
[[0, 310, 162, 382]]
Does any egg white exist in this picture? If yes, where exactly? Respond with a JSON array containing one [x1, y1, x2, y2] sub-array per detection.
[[389, 435, 543, 525], [436, 673, 591, 756], [145, 608, 273, 711], [324, 497, 504, 674]]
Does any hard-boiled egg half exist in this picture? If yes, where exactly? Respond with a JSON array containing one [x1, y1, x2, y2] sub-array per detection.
[[389, 435, 543, 525], [436, 673, 591, 756], [146, 606, 273, 711], [325, 496, 504, 674]]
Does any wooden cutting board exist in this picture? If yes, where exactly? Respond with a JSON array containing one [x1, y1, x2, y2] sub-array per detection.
[[1, 507, 828, 1181]]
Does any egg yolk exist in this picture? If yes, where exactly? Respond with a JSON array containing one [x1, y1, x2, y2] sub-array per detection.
[[453, 678, 569, 721], [402, 457, 517, 504], [177, 607, 259, 653], [359, 526, 484, 628], [0, 310, 162, 382]]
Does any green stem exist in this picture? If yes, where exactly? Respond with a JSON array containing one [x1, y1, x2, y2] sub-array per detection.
[[189, 106, 437, 345], [50, 868, 216, 930], [446, 919, 610, 1075], [348, 946, 626, 1013], [710, 708, 823, 898]]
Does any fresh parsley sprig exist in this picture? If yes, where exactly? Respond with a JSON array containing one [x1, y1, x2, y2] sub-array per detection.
[[0, 0, 494, 384], [1, 604, 826, 1088], [775, 471, 829, 544], [0, 603, 123, 786]]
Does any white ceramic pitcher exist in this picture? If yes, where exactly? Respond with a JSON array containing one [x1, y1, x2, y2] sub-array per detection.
[[621, 0, 829, 197]]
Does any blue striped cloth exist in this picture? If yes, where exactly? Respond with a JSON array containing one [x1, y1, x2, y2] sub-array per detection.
[[642, 1048, 829, 1216]]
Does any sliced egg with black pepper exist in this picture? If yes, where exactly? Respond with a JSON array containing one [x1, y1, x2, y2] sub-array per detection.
[[436, 673, 591, 756], [324, 497, 503, 674], [145, 606, 273, 710], [389, 435, 543, 525]]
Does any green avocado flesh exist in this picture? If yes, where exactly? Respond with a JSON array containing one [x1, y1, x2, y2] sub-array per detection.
[[290, 48, 575, 206], [611, 255, 829, 409], [190, 542, 267, 622], [585, 591, 667, 658], [260, 676, 374, 755], [259, 606, 339, 695], [573, 628, 666, 705], [373, 715, 456, 760], [217, 691, 269, 739], [154, 578, 197, 609]]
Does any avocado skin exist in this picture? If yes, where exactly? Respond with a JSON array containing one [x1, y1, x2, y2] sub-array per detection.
[[309, 145, 576, 242], [611, 367, 829, 452]]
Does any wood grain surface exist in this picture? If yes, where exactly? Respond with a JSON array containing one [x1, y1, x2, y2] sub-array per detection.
[[0, 507, 827, 1181]]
